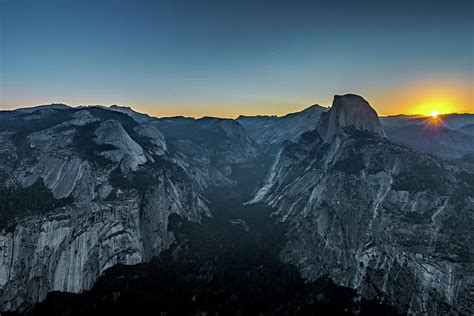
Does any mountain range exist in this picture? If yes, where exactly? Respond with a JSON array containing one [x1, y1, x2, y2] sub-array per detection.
[[0, 95, 472, 315]]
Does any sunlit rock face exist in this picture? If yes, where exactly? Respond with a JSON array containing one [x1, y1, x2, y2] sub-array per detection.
[[251, 95, 474, 315], [0, 106, 209, 311]]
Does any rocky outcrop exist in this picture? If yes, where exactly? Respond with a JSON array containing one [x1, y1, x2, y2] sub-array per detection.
[[134, 121, 167, 156], [0, 107, 209, 311], [317, 94, 386, 142], [94, 120, 147, 171], [250, 95, 474, 314], [238, 99, 474, 159]]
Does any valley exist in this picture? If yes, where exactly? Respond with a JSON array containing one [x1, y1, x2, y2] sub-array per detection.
[[17, 162, 398, 316], [0, 95, 472, 315]]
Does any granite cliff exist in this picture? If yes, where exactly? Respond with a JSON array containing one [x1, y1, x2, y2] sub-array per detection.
[[0, 106, 210, 311], [250, 94, 474, 314]]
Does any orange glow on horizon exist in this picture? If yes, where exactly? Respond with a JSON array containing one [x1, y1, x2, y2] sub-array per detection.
[[429, 110, 440, 117], [371, 77, 472, 117], [425, 113, 444, 129], [413, 97, 454, 117], [2, 77, 472, 118]]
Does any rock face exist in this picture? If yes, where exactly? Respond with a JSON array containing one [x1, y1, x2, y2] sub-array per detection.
[[0, 106, 209, 311], [154, 116, 259, 189], [133, 121, 167, 156], [237, 99, 474, 160], [250, 95, 474, 314], [317, 94, 386, 142], [94, 119, 147, 171]]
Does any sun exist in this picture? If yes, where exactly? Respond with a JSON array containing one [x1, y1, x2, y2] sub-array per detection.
[[429, 110, 440, 117], [413, 96, 453, 117]]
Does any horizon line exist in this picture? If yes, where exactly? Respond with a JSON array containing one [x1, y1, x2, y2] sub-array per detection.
[[1, 102, 473, 120]]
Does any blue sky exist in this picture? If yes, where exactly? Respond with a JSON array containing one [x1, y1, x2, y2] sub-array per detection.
[[0, 0, 472, 117]]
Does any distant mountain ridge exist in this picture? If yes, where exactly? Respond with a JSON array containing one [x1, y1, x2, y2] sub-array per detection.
[[6, 102, 473, 159], [236, 104, 327, 146], [236, 104, 474, 159], [380, 114, 474, 158]]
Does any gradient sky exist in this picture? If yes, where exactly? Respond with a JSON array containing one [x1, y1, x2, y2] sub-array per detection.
[[0, 0, 472, 118]]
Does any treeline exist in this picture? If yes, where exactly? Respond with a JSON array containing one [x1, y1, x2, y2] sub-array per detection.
[[18, 209, 399, 316], [0, 181, 71, 232]]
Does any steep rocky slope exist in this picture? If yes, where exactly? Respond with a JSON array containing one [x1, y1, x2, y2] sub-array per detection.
[[237, 102, 474, 160], [154, 116, 259, 189], [0, 106, 210, 311], [250, 94, 474, 314], [236, 104, 327, 146], [8, 150, 398, 316], [316, 94, 386, 141]]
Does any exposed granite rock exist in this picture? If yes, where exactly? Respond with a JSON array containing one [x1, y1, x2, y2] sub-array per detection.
[[0, 107, 209, 311], [134, 121, 167, 156], [94, 120, 147, 171], [251, 95, 474, 314], [317, 94, 386, 142]]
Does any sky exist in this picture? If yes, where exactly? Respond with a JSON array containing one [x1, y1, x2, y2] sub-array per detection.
[[0, 0, 472, 118]]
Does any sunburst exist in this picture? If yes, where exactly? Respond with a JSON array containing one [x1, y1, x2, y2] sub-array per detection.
[[429, 110, 440, 117]]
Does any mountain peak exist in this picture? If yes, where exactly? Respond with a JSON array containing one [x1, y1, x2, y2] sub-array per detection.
[[105, 104, 152, 123], [15, 103, 71, 113], [317, 94, 386, 141]]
